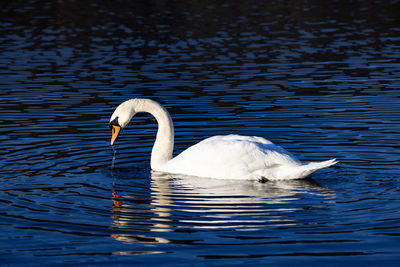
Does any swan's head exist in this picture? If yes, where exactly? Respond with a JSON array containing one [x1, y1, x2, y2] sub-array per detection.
[[109, 99, 137, 145]]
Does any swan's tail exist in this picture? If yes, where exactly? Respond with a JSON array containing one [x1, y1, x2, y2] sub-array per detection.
[[299, 158, 338, 178]]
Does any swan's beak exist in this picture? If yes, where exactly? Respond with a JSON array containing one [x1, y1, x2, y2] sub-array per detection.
[[111, 125, 121, 145]]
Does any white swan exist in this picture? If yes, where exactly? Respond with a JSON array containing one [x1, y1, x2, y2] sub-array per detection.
[[109, 98, 337, 180]]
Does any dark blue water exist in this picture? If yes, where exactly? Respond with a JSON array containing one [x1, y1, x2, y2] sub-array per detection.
[[1, 0, 400, 265]]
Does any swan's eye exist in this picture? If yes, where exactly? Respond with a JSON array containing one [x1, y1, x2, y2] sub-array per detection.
[[109, 116, 120, 130]]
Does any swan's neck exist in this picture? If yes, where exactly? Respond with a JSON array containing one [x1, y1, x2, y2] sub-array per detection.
[[133, 99, 174, 170]]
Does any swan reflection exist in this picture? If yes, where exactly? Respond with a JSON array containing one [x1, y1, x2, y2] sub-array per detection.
[[110, 171, 335, 244]]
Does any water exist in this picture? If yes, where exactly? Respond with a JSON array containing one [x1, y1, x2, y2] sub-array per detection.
[[1, 0, 400, 265]]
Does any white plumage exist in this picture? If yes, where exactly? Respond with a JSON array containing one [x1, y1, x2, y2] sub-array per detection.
[[109, 98, 337, 180]]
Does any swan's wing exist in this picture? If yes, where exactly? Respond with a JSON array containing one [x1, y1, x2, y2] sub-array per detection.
[[165, 135, 300, 179]]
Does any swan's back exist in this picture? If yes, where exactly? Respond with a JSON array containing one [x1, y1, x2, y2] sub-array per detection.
[[163, 134, 301, 180]]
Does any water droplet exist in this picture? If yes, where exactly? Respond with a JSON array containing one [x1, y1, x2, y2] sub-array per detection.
[[111, 146, 117, 169]]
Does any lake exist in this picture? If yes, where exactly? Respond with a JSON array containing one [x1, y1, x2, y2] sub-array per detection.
[[1, 0, 400, 265]]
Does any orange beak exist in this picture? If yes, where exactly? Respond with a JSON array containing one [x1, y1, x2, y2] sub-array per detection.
[[111, 125, 121, 145]]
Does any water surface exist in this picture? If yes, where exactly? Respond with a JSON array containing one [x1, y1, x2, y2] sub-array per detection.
[[1, 0, 400, 265]]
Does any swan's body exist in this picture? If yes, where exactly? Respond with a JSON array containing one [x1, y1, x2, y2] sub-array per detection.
[[109, 98, 337, 180]]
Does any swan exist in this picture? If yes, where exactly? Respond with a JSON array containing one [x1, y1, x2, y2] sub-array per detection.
[[109, 98, 337, 180]]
